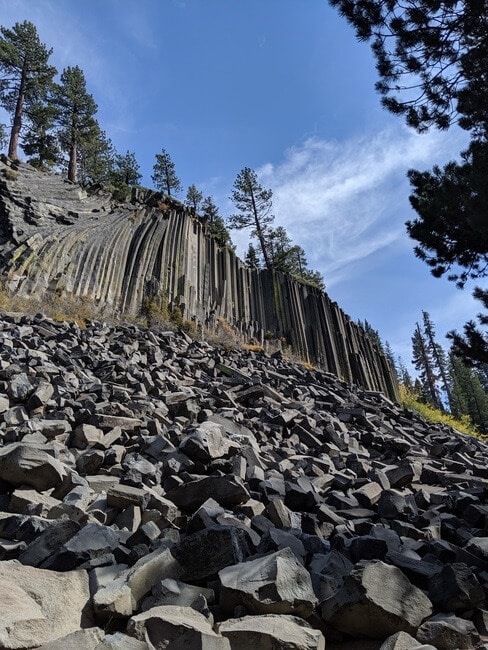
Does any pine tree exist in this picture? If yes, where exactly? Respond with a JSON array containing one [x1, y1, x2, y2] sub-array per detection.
[[201, 196, 219, 222], [21, 100, 59, 168], [77, 124, 115, 186], [112, 150, 141, 187], [185, 184, 203, 211], [152, 148, 181, 196], [0, 20, 56, 160], [228, 167, 274, 270], [422, 311, 452, 409], [55, 66, 98, 183], [397, 358, 414, 391], [412, 322, 442, 409], [245, 243, 260, 268], [450, 354, 488, 433], [199, 195, 232, 247]]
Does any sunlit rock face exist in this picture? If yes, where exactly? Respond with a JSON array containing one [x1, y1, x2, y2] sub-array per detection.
[[0, 156, 397, 398]]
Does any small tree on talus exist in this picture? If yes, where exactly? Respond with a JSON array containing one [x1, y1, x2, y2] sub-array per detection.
[[412, 322, 441, 409], [152, 148, 181, 196], [112, 150, 142, 187], [55, 66, 98, 183], [228, 167, 274, 270], [0, 20, 56, 160], [185, 184, 203, 211]]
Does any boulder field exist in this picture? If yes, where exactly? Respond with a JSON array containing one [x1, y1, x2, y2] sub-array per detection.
[[0, 310, 487, 649]]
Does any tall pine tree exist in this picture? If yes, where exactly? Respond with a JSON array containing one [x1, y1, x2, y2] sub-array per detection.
[[152, 148, 181, 196], [55, 66, 98, 183], [0, 20, 56, 160], [412, 322, 442, 409], [228, 167, 274, 270]]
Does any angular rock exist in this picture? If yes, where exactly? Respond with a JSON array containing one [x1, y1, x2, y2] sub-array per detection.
[[173, 525, 250, 581], [127, 605, 230, 649], [321, 560, 433, 638], [166, 475, 250, 511], [0, 560, 93, 648], [36, 627, 104, 649], [0, 443, 66, 491], [217, 614, 326, 649], [417, 613, 481, 649], [219, 547, 317, 618]]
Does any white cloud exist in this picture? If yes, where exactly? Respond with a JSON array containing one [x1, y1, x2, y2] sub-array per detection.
[[256, 126, 467, 286]]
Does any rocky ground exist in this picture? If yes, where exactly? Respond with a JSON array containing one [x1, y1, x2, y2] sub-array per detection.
[[0, 310, 487, 649]]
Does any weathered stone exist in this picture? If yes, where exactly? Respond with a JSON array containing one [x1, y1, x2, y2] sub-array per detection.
[[140, 578, 214, 612], [94, 632, 149, 649], [179, 421, 238, 461], [166, 475, 250, 511], [18, 519, 81, 567], [379, 631, 436, 650], [0, 443, 66, 491], [321, 560, 433, 638], [36, 627, 105, 649], [107, 484, 150, 510], [173, 525, 250, 581], [417, 613, 481, 649], [429, 562, 485, 612], [0, 560, 93, 648], [127, 606, 230, 649], [217, 614, 326, 649], [219, 547, 318, 618]]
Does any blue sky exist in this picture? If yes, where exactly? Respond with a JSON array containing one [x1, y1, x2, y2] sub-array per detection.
[[0, 0, 478, 370]]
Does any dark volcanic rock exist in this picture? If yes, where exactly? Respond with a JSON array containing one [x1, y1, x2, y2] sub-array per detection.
[[0, 309, 487, 648]]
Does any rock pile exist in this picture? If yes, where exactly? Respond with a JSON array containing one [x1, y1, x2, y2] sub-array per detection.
[[0, 310, 487, 649]]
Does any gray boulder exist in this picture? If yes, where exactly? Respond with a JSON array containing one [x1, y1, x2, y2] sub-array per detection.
[[219, 547, 317, 618], [217, 614, 325, 649], [321, 560, 433, 638]]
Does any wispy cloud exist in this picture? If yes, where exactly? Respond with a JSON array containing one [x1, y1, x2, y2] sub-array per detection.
[[256, 126, 467, 286]]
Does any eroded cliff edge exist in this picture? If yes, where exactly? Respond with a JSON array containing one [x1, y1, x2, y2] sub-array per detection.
[[0, 157, 397, 399]]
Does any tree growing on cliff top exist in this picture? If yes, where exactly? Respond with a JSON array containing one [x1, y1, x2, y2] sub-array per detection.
[[55, 65, 98, 183], [228, 167, 274, 270], [0, 20, 57, 160], [185, 184, 203, 211], [152, 148, 181, 196], [21, 99, 59, 169], [112, 150, 142, 187]]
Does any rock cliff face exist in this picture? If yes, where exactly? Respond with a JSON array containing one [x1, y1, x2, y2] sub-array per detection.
[[0, 156, 397, 399]]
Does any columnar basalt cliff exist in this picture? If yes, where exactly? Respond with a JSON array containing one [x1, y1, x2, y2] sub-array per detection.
[[0, 157, 397, 399]]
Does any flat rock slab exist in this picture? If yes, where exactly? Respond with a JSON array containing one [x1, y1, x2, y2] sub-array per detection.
[[0, 560, 93, 648], [127, 605, 230, 649], [217, 614, 326, 649], [166, 475, 250, 511]]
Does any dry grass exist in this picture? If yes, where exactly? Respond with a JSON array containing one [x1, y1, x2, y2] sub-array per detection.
[[0, 288, 108, 328]]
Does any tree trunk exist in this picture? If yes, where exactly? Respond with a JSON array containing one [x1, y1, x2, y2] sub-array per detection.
[[250, 189, 271, 270], [8, 60, 27, 160], [68, 141, 77, 183]]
